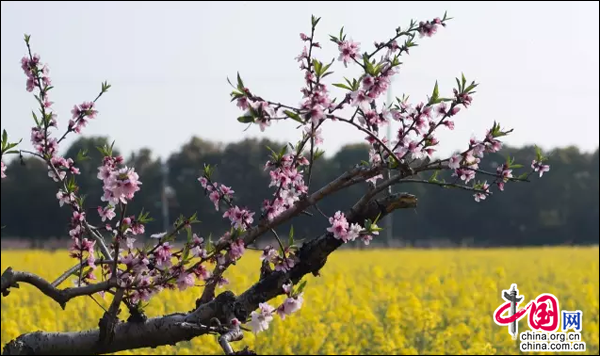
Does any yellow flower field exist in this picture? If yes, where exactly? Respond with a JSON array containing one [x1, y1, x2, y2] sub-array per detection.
[[1, 247, 598, 355]]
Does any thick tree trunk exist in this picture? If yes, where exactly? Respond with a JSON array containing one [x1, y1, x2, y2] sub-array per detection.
[[2, 193, 416, 355]]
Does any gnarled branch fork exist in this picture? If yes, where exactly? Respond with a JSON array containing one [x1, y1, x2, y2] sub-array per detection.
[[2, 192, 416, 355], [1, 268, 116, 310]]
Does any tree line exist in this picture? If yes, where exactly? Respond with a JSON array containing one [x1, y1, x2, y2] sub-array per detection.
[[1, 136, 598, 247]]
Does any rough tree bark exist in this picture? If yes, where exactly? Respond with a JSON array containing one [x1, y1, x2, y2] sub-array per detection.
[[2, 192, 417, 355]]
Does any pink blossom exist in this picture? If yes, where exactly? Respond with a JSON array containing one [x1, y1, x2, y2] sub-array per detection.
[[71, 101, 97, 120], [361, 234, 373, 245], [223, 206, 255, 230], [345, 223, 363, 242], [86, 252, 96, 268], [249, 303, 275, 334], [69, 225, 84, 240], [472, 143, 486, 158], [1, 161, 6, 179], [337, 39, 360, 67], [443, 120, 455, 130], [274, 257, 296, 272], [198, 176, 209, 189], [362, 75, 375, 90], [327, 211, 350, 242], [350, 90, 373, 107], [277, 294, 304, 320], [488, 139, 502, 153], [474, 181, 490, 202], [176, 271, 195, 291], [304, 125, 324, 145], [236, 97, 249, 110], [257, 117, 271, 132], [192, 234, 204, 246], [453, 168, 476, 184], [436, 103, 447, 116], [448, 154, 462, 169], [97, 205, 116, 222], [215, 275, 229, 287], [131, 221, 145, 235], [308, 105, 325, 125], [295, 46, 308, 64], [48, 169, 66, 182], [418, 20, 439, 37], [219, 184, 234, 199], [497, 165, 513, 181], [192, 264, 211, 281], [191, 246, 207, 259], [300, 33, 310, 41], [282, 283, 293, 296], [532, 160, 550, 177], [154, 243, 172, 267], [260, 246, 279, 263], [229, 239, 246, 260], [280, 188, 300, 206], [104, 166, 142, 204], [209, 190, 221, 210], [56, 190, 75, 207]]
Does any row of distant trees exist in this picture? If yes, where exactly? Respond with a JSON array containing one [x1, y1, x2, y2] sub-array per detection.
[[1, 136, 598, 247]]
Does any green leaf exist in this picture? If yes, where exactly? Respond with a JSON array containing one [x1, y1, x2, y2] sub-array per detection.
[[363, 56, 376, 76], [296, 280, 308, 294], [101, 81, 112, 92], [236, 72, 245, 91], [464, 82, 478, 93], [429, 170, 440, 182], [76, 149, 89, 162], [288, 225, 294, 247], [321, 60, 334, 75], [373, 212, 383, 224], [534, 145, 543, 161], [313, 59, 323, 77], [314, 149, 325, 161], [237, 116, 254, 123], [333, 83, 352, 90], [182, 244, 190, 263], [2, 130, 7, 146], [511, 164, 523, 169], [429, 81, 440, 105], [518, 172, 529, 180], [311, 15, 321, 28], [284, 110, 304, 124], [279, 144, 288, 158]]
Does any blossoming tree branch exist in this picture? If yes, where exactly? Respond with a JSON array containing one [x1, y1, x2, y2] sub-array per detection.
[[0, 13, 549, 355]]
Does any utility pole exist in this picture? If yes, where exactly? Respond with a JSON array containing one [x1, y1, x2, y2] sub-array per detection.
[[161, 160, 170, 233]]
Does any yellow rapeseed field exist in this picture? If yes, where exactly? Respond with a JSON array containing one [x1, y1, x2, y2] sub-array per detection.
[[1, 247, 598, 355]]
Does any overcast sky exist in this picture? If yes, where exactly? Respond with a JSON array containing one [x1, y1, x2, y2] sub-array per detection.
[[1, 1, 598, 161]]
